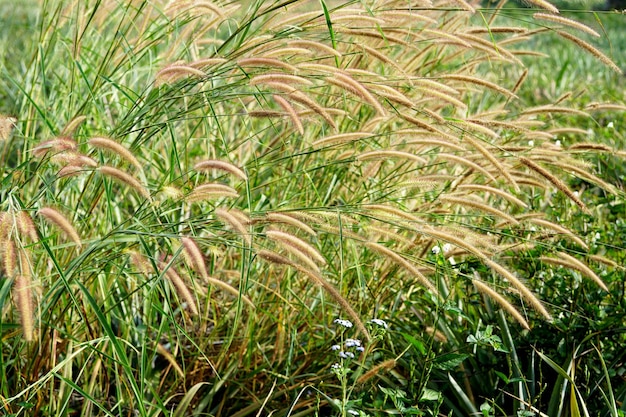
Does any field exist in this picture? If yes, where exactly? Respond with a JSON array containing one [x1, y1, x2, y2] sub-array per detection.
[[0, 0, 625, 416]]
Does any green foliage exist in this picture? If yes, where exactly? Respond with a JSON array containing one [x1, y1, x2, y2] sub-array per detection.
[[0, 0, 624, 416]]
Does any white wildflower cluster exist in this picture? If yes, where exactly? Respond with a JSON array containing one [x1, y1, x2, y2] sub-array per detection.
[[431, 243, 452, 255], [332, 336, 365, 359], [334, 318, 353, 328], [369, 318, 388, 329]]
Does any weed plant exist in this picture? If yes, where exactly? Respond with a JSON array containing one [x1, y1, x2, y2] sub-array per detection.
[[0, 0, 624, 415]]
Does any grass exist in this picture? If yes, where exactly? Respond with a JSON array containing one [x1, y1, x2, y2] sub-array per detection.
[[0, 0, 625, 416]]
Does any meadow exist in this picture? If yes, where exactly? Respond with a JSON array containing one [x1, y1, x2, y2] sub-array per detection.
[[0, 0, 625, 416]]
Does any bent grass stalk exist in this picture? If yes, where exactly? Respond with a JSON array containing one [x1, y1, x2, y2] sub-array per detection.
[[37, 207, 82, 249]]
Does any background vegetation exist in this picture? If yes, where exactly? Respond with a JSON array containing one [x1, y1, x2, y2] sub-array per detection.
[[0, 0, 624, 416]]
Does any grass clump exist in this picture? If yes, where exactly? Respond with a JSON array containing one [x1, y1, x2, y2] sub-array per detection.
[[0, 0, 624, 415]]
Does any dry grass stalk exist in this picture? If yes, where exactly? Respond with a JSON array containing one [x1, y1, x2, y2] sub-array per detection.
[[365, 242, 437, 294], [186, 188, 239, 202], [204, 275, 255, 309], [155, 343, 184, 378], [584, 102, 626, 112], [38, 207, 82, 249], [3, 238, 16, 276], [181, 237, 209, 280], [521, 105, 588, 117], [32, 137, 77, 157], [356, 150, 427, 165], [266, 213, 317, 236], [89, 137, 142, 172], [16, 250, 34, 341], [343, 29, 411, 47], [547, 127, 588, 136], [266, 230, 325, 265], [473, 278, 530, 330], [247, 110, 283, 118], [465, 27, 528, 34], [483, 258, 552, 320], [215, 208, 251, 245], [440, 74, 517, 98], [439, 195, 520, 225], [249, 73, 314, 87], [269, 237, 322, 274], [49, 152, 97, 168], [287, 40, 341, 57], [550, 160, 619, 195], [534, 13, 600, 37], [98, 166, 150, 199], [286, 90, 337, 130], [257, 249, 369, 340], [588, 254, 619, 269], [194, 160, 247, 180], [463, 136, 519, 190], [155, 65, 206, 85], [456, 120, 499, 139], [567, 143, 613, 152], [60, 115, 87, 136], [162, 264, 199, 315], [326, 73, 386, 116], [17, 211, 39, 242], [356, 359, 397, 385], [521, 0, 559, 14], [363, 204, 422, 223], [377, 10, 437, 24], [369, 84, 414, 107], [556, 30, 622, 74], [518, 157, 588, 213], [257, 249, 293, 266], [272, 95, 304, 135], [360, 45, 408, 78], [403, 137, 464, 152], [425, 326, 448, 342], [262, 47, 312, 58], [312, 132, 371, 148], [422, 227, 550, 319], [166, 0, 225, 18], [236, 57, 298, 72], [367, 225, 417, 249], [296, 263, 370, 341], [456, 184, 528, 208], [509, 68, 528, 96], [188, 58, 227, 69], [0, 115, 17, 141], [541, 252, 608, 291], [437, 153, 498, 183], [421, 28, 472, 48]]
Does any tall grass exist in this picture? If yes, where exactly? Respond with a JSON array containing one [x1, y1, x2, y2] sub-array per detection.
[[0, 0, 624, 415]]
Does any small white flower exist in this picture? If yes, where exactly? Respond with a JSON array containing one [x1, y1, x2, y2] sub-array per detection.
[[573, 191, 580, 198], [448, 256, 456, 266], [442, 243, 453, 253], [607, 121, 614, 129], [331, 344, 341, 351], [431, 246, 441, 255], [334, 319, 353, 328], [345, 338, 362, 348], [356, 346, 365, 352], [555, 140, 562, 148], [528, 140, 534, 147], [339, 351, 355, 359], [332, 363, 341, 369], [369, 319, 388, 328]]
